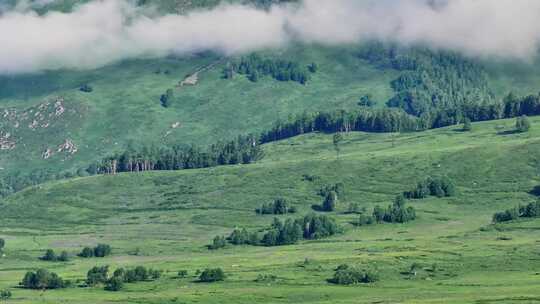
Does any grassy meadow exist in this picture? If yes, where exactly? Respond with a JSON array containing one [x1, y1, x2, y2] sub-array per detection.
[[1, 117, 540, 303]]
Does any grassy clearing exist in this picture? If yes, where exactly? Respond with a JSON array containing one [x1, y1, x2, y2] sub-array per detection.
[[1, 117, 540, 303]]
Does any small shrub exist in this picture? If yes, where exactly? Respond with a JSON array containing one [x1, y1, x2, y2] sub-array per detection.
[[516, 115, 531, 133], [354, 214, 375, 226], [94, 244, 112, 257], [41, 249, 57, 261], [329, 265, 378, 285], [0, 290, 11, 300], [78, 244, 111, 258], [78, 247, 94, 258], [57, 251, 69, 262], [79, 84, 93, 93], [41, 249, 69, 262], [346, 202, 361, 214], [105, 276, 123, 291], [255, 274, 277, 283], [199, 268, 226, 282], [208, 235, 226, 250], [177, 270, 188, 278]]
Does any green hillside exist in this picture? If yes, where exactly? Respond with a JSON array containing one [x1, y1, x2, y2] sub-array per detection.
[[0, 45, 400, 191], [3, 42, 540, 195], [1, 117, 540, 303]]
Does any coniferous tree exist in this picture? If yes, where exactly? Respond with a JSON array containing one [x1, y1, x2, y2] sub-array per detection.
[[462, 118, 472, 131], [322, 191, 338, 212]]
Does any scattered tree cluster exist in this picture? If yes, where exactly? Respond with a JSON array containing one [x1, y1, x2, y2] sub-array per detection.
[[87, 265, 162, 291], [329, 264, 378, 285], [40, 249, 69, 262], [89, 135, 262, 175], [404, 177, 456, 199], [224, 54, 315, 85], [20, 269, 69, 289], [256, 198, 296, 215], [260, 218, 303, 246], [373, 195, 417, 224], [213, 214, 341, 249], [228, 228, 260, 246], [319, 183, 345, 199], [316, 183, 345, 212], [492, 201, 540, 223], [78, 244, 112, 258], [266, 214, 341, 246]]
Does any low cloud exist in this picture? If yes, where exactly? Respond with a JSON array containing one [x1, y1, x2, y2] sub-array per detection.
[[0, 0, 539, 74]]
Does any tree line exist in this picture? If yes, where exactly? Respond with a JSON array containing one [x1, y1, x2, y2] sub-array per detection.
[[88, 135, 262, 175], [256, 197, 297, 215], [355, 195, 417, 226], [259, 95, 539, 145], [404, 177, 456, 199]]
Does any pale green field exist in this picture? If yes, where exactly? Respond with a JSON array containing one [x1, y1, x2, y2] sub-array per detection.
[[1, 117, 539, 303]]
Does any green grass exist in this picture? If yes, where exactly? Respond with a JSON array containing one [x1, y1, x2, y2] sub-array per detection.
[[0, 45, 399, 179], [1, 117, 540, 303]]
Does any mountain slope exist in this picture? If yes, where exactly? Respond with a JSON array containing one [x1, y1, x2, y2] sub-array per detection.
[[1, 117, 540, 303], [0, 45, 401, 190]]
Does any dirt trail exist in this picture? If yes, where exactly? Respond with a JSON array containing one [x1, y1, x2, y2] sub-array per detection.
[[178, 58, 225, 87]]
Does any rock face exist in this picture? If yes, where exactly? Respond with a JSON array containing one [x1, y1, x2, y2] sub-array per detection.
[[1, 96, 85, 162], [180, 73, 198, 86], [42, 139, 78, 160], [0, 131, 15, 150], [57, 139, 78, 154]]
